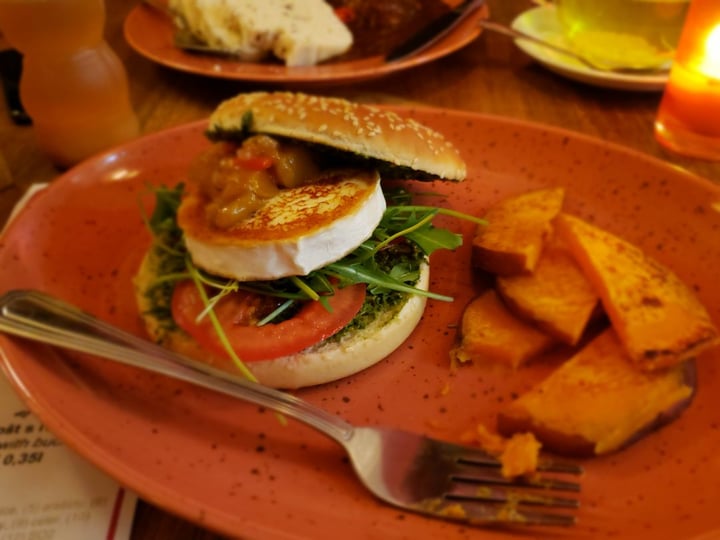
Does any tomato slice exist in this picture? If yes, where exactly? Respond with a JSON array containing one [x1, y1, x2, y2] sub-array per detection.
[[171, 280, 366, 361]]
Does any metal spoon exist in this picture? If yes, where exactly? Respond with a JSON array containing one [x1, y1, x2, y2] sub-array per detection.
[[478, 19, 671, 74]]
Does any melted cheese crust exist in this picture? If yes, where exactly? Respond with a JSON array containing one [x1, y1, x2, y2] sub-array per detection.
[[179, 170, 386, 280]]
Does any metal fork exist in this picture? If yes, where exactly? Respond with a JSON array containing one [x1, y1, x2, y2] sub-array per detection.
[[0, 289, 582, 527]]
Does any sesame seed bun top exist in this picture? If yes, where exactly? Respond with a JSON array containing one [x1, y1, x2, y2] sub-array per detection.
[[206, 92, 467, 181]]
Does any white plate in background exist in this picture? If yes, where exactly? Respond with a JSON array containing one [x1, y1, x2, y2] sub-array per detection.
[[511, 5, 669, 92]]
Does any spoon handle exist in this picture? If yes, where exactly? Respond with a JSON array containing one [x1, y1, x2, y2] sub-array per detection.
[[478, 19, 597, 69], [479, 19, 671, 73]]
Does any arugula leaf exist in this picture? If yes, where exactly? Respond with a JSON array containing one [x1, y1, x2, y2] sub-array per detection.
[[148, 184, 183, 237], [406, 224, 463, 255]]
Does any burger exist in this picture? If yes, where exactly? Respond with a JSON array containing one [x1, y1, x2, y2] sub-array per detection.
[[134, 92, 470, 389]]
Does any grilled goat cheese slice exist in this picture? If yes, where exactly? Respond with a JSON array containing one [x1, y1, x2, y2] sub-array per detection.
[[178, 170, 385, 281]]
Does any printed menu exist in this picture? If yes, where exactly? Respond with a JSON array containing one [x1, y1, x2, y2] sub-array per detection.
[[0, 373, 137, 540]]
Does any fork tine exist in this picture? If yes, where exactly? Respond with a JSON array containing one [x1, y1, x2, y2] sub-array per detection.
[[446, 483, 580, 508], [421, 498, 577, 526], [437, 440, 583, 520], [537, 458, 585, 475], [454, 445, 584, 475], [451, 461, 582, 492], [521, 474, 583, 493]]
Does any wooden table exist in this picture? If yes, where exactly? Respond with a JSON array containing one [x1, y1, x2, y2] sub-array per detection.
[[0, 1, 718, 538]]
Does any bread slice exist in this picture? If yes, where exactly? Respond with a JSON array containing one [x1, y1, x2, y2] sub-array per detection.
[[207, 92, 467, 182], [169, 0, 353, 66]]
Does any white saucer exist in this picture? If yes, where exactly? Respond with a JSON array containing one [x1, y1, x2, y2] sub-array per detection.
[[511, 6, 669, 92]]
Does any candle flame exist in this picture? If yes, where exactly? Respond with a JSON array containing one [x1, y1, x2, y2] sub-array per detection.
[[697, 23, 720, 79]]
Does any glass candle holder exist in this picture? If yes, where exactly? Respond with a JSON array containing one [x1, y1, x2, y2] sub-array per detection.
[[654, 0, 720, 161]]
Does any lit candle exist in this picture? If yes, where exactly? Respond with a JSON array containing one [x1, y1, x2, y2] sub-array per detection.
[[654, 0, 720, 160]]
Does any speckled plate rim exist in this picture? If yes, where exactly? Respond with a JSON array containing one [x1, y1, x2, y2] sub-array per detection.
[[1, 107, 720, 540], [511, 5, 670, 92], [123, 3, 489, 84]]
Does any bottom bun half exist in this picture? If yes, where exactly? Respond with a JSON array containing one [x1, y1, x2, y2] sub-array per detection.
[[134, 250, 429, 389]]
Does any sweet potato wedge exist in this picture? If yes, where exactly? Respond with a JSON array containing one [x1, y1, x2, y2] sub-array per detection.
[[472, 187, 565, 275], [555, 213, 720, 371], [497, 328, 696, 457], [496, 235, 600, 345], [450, 289, 555, 369]]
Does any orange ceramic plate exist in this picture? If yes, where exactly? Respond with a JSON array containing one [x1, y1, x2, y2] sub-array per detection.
[[1, 108, 720, 540], [123, 3, 488, 84]]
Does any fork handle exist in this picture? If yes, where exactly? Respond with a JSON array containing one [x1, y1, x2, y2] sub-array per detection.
[[0, 289, 356, 444]]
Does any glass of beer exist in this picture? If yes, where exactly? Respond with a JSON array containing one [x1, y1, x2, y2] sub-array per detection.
[[556, 0, 690, 70]]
